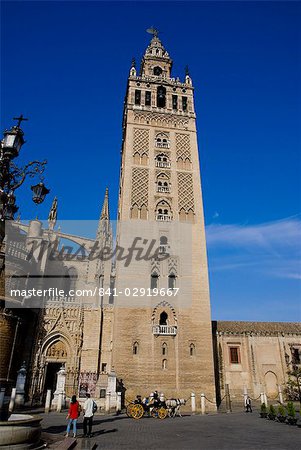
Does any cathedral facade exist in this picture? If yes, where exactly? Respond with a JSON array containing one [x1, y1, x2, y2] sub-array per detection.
[[1, 33, 300, 412]]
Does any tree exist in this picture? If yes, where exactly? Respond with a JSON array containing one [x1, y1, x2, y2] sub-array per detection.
[[284, 367, 301, 406]]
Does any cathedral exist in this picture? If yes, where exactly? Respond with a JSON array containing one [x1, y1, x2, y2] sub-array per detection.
[[1, 32, 300, 412]]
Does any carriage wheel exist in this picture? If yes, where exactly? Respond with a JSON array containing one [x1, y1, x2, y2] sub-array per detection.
[[126, 404, 134, 417], [132, 404, 144, 419], [158, 407, 168, 419]]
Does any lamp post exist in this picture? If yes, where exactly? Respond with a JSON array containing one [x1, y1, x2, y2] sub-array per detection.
[[0, 116, 49, 420]]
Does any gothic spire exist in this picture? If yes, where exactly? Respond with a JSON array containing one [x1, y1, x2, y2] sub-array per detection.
[[97, 187, 111, 241], [100, 187, 109, 220], [48, 197, 57, 229]]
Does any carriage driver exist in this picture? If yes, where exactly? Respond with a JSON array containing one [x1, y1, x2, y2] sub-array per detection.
[[150, 390, 160, 408]]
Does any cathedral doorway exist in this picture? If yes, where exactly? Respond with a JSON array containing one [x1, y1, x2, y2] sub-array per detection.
[[42, 339, 68, 398], [44, 362, 61, 395]]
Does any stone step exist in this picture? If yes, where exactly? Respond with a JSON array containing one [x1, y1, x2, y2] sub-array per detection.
[[50, 437, 77, 449], [48, 437, 98, 449]]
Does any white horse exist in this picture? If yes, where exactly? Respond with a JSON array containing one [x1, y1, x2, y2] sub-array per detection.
[[166, 398, 186, 417]]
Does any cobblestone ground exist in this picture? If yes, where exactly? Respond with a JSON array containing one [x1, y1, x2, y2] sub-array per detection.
[[38, 409, 301, 450]]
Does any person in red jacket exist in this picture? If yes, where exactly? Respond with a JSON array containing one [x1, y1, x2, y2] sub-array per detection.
[[65, 395, 81, 438]]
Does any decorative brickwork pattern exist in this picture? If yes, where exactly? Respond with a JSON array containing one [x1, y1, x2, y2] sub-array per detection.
[[176, 133, 191, 161], [131, 168, 149, 208], [151, 300, 177, 322], [168, 256, 179, 276], [177, 172, 194, 212], [133, 128, 149, 155], [134, 112, 189, 128], [150, 257, 161, 276]]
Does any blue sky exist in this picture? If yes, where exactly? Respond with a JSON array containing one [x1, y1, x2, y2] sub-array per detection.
[[2, 1, 300, 321]]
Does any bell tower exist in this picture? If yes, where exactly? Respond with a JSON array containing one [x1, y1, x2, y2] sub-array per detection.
[[111, 30, 216, 408]]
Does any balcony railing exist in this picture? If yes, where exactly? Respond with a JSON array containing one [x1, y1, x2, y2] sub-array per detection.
[[153, 325, 177, 336], [157, 186, 170, 193], [155, 161, 171, 169], [155, 142, 170, 149], [158, 245, 168, 254], [156, 214, 171, 222]]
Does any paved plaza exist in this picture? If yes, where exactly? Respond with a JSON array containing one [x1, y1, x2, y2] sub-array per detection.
[[39, 409, 300, 449]]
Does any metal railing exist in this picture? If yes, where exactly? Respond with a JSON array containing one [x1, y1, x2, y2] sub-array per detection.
[[156, 214, 171, 222], [152, 325, 177, 336], [157, 186, 170, 193], [155, 161, 171, 168], [155, 142, 170, 149]]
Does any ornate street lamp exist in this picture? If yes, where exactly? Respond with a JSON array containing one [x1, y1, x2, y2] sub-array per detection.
[[0, 115, 50, 231], [0, 116, 50, 421], [2, 126, 25, 160], [31, 182, 50, 205]]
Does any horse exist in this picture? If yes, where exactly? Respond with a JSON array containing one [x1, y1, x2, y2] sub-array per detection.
[[165, 398, 186, 417]]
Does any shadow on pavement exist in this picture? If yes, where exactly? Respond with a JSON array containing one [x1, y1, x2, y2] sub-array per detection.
[[91, 428, 118, 437]]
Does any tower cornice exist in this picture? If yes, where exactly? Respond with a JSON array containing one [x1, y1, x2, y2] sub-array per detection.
[[128, 75, 194, 90]]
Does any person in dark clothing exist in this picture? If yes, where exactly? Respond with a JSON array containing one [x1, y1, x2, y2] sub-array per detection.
[[83, 393, 96, 437], [245, 396, 252, 412], [153, 390, 159, 407]]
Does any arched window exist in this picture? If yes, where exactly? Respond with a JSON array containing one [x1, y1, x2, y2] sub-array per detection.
[[187, 209, 194, 222], [168, 273, 176, 290], [130, 204, 148, 220], [179, 208, 186, 222], [133, 152, 148, 165], [159, 311, 168, 325], [140, 153, 148, 165], [154, 66, 163, 76], [135, 89, 141, 105], [140, 204, 148, 220], [160, 235, 168, 249], [133, 342, 139, 355], [184, 157, 191, 170], [133, 152, 140, 165], [162, 342, 167, 356], [162, 359, 167, 370], [155, 153, 170, 168], [190, 343, 196, 357], [155, 133, 170, 149], [156, 200, 171, 222], [131, 204, 139, 219], [156, 173, 170, 193], [151, 272, 159, 290], [157, 86, 166, 108]]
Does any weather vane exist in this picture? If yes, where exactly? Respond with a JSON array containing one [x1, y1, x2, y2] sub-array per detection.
[[146, 27, 159, 37]]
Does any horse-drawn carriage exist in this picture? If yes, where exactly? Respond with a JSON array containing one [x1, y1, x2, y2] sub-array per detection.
[[126, 393, 186, 419], [126, 395, 168, 420]]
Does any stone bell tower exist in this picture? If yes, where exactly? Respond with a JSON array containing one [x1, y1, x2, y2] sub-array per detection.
[[111, 30, 216, 409]]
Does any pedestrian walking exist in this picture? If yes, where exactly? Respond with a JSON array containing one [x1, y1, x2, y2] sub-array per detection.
[[245, 396, 252, 413], [83, 393, 97, 437], [65, 395, 81, 438]]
